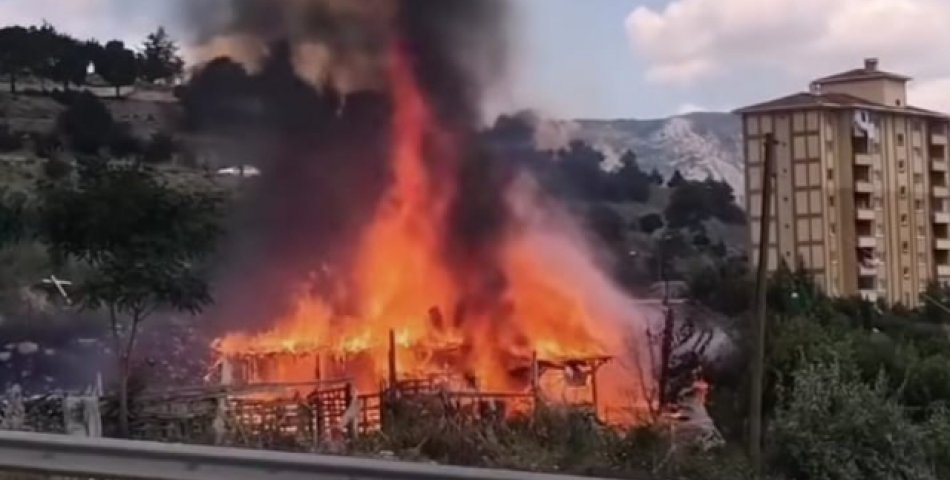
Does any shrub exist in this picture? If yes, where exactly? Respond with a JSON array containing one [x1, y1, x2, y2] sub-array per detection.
[[638, 213, 664, 235], [42, 158, 72, 181], [57, 92, 114, 154], [30, 132, 62, 159], [142, 133, 176, 164], [769, 361, 935, 480], [0, 124, 23, 152], [107, 123, 144, 159]]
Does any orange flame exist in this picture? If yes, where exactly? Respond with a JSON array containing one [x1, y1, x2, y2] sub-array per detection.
[[214, 46, 647, 420]]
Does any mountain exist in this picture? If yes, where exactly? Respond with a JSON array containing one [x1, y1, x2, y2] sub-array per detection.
[[568, 112, 744, 199]]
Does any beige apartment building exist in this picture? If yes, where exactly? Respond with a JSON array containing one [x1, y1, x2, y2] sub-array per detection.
[[735, 58, 950, 306]]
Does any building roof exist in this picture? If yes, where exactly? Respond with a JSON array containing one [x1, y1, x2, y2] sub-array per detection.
[[733, 91, 949, 119], [812, 67, 911, 85]]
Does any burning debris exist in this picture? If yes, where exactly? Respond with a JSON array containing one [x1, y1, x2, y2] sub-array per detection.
[[187, 0, 652, 426]]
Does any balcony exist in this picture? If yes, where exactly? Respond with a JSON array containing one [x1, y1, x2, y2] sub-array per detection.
[[939, 264, 950, 277], [855, 181, 874, 193], [931, 131, 948, 146], [933, 159, 948, 172], [858, 236, 877, 248], [858, 264, 878, 277], [936, 238, 950, 250], [936, 212, 950, 224], [855, 153, 875, 166], [935, 186, 950, 197], [857, 208, 876, 221], [859, 290, 879, 302]]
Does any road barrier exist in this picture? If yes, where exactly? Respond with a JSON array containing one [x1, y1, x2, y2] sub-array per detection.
[[0, 430, 611, 480]]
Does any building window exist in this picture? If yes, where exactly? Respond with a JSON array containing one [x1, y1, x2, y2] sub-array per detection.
[[900, 186, 908, 197], [899, 160, 906, 171], [903, 241, 910, 253], [914, 173, 924, 184], [827, 168, 834, 181], [901, 214, 909, 225], [916, 199, 924, 210], [914, 147, 923, 157], [898, 133, 905, 146], [913, 121, 922, 132]]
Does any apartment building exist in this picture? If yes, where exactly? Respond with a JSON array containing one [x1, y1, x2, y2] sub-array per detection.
[[735, 58, 950, 306]]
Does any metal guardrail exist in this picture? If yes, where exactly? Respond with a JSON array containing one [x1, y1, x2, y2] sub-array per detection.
[[0, 430, 611, 480]]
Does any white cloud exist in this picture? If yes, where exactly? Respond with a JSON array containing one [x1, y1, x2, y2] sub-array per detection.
[[625, 0, 950, 111]]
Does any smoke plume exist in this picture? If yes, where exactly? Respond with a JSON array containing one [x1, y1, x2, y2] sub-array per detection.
[[186, 0, 515, 332]]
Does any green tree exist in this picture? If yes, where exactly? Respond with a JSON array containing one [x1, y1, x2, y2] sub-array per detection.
[[667, 169, 687, 188], [50, 36, 94, 91], [138, 27, 183, 84], [37, 160, 223, 437], [610, 150, 651, 202], [96, 40, 138, 98], [0, 26, 32, 93]]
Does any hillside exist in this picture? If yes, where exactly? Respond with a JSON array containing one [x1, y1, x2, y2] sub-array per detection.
[[569, 112, 744, 199]]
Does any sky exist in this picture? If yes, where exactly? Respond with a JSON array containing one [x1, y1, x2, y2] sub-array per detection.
[[3, 0, 950, 120]]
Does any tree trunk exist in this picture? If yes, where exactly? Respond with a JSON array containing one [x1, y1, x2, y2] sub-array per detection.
[[117, 355, 130, 438], [8, 74, 15, 94], [115, 85, 121, 99]]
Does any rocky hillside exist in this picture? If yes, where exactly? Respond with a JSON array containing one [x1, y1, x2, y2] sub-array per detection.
[[568, 112, 744, 199]]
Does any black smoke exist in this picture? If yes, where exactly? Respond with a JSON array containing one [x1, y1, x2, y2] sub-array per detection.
[[181, 0, 515, 333]]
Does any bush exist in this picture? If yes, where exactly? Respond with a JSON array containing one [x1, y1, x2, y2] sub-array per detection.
[[42, 158, 73, 181], [107, 123, 144, 159], [0, 124, 23, 152], [57, 92, 114, 154], [769, 361, 935, 480], [638, 213, 664, 235], [142, 133, 176, 164], [31, 132, 62, 159]]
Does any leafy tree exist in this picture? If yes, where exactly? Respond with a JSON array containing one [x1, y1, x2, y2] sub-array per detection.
[[138, 27, 183, 84], [37, 160, 223, 437], [638, 213, 664, 234], [667, 169, 687, 188], [609, 150, 651, 202], [50, 37, 95, 91], [558, 140, 606, 200], [665, 178, 746, 229], [179, 57, 253, 130], [57, 92, 115, 154], [96, 40, 138, 98], [0, 26, 32, 93], [649, 168, 664, 185]]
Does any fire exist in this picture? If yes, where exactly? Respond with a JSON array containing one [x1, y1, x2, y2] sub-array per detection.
[[214, 45, 645, 420]]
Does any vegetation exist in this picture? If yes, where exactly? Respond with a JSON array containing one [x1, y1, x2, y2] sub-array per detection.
[[3, 18, 947, 480], [35, 159, 223, 436], [0, 23, 183, 95]]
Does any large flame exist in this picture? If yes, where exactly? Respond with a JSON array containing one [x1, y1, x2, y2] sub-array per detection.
[[215, 47, 647, 420]]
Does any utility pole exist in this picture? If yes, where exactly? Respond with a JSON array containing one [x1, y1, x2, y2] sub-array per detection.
[[657, 231, 675, 409], [749, 133, 776, 472]]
